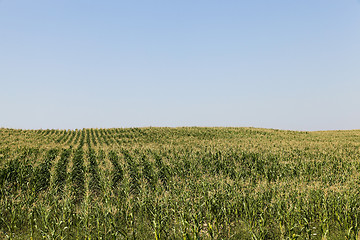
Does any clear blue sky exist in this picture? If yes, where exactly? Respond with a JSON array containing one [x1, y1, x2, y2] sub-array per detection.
[[1, 0, 359, 130]]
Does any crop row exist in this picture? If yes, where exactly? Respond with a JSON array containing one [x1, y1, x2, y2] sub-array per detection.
[[41, 128, 159, 148]]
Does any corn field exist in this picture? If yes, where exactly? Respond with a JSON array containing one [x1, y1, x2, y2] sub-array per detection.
[[1, 127, 360, 239]]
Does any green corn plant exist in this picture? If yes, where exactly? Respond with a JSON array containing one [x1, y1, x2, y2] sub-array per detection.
[[108, 151, 124, 190], [53, 148, 71, 195], [88, 148, 102, 196], [141, 155, 156, 191], [70, 148, 86, 203]]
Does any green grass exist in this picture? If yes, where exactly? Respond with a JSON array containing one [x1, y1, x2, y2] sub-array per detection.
[[0, 127, 360, 239]]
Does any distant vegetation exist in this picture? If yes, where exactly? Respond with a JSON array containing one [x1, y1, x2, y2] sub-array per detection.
[[1, 127, 360, 239]]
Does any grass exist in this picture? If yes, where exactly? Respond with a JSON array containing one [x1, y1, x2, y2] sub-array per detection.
[[0, 127, 360, 239]]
